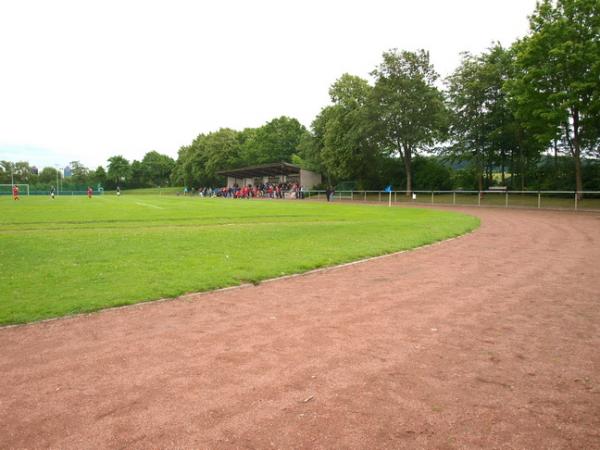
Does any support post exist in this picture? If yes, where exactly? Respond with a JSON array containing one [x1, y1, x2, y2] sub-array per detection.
[[505, 192, 508, 208], [378, 192, 381, 202], [388, 191, 392, 207], [538, 192, 541, 209], [453, 191, 456, 205]]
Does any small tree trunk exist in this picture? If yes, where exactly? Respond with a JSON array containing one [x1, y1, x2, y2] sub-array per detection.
[[572, 110, 583, 200], [501, 149, 505, 185], [404, 149, 412, 196]]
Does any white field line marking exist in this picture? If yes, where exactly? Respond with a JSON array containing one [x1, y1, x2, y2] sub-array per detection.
[[135, 201, 164, 209]]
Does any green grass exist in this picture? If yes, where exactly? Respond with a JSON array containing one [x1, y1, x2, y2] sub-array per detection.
[[105, 186, 183, 195], [0, 196, 479, 325]]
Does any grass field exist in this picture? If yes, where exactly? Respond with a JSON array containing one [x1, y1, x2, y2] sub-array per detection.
[[0, 196, 479, 325]]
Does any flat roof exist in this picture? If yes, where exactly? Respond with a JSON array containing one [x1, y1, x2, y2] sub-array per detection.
[[217, 162, 301, 179]]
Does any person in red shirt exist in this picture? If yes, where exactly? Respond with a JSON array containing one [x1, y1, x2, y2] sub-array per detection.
[[12, 185, 19, 200], [87, 186, 93, 198]]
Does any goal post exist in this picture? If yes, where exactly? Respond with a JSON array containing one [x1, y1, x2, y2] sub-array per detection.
[[0, 184, 30, 196]]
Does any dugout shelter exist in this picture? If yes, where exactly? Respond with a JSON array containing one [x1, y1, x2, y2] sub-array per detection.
[[218, 163, 321, 189]]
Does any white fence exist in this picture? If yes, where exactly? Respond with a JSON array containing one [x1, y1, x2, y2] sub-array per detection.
[[302, 190, 600, 212]]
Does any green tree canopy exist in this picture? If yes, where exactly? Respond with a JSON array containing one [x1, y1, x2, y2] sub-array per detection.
[[370, 49, 448, 194], [507, 0, 600, 194]]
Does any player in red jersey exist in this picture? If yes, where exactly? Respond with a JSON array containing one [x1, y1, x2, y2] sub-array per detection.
[[12, 185, 19, 200], [87, 186, 93, 198]]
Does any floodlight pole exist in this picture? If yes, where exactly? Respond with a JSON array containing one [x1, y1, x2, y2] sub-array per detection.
[[11, 164, 14, 186]]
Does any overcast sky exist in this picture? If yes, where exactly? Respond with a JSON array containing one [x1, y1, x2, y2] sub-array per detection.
[[0, 0, 539, 169]]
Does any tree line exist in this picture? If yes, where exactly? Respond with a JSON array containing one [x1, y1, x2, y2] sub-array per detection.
[[2, 0, 599, 193]]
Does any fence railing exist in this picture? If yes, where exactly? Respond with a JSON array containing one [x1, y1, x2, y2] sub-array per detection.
[[301, 190, 600, 212]]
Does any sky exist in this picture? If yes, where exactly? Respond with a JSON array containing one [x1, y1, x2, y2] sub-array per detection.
[[0, 0, 539, 170]]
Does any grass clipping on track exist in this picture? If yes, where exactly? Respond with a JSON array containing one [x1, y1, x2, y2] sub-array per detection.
[[0, 196, 479, 324]]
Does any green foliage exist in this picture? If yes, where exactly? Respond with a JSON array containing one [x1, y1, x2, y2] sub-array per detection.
[[412, 157, 454, 190], [0, 196, 478, 324], [507, 0, 600, 192], [370, 49, 449, 192], [107, 155, 131, 188], [239, 116, 308, 165], [320, 74, 379, 186]]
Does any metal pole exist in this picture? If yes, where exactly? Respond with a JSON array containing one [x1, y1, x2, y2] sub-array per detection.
[[575, 192, 578, 210], [11, 164, 14, 186], [537, 192, 541, 209], [394, 191, 397, 203], [351, 191, 354, 201], [453, 191, 456, 205], [431, 191, 434, 204], [478, 191, 481, 206], [378, 191, 381, 202], [388, 191, 392, 207], [505, 192, 508, 208]]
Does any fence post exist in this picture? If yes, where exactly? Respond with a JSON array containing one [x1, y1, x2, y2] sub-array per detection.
[[478, 192, 481, 206], [364, 191, 366, 202], [351, 191, 354, 201], [378, 192, 381, 202], [394, 192, 397, 203], [505, 192, 508, 208], [538, 192, 541, 209], [389, 191, 392, 207], [431, 191, 434, 204], [575, 192, 578, 210], [453, 191, 456, 205]]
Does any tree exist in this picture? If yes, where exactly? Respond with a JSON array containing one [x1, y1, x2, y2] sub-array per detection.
[[173, 129, 242, 187], [141, 151, 175, 187], [507, 0, 600, 195], [370, 49, 448, 194], [69, 161, 90, 185], [91, 166, 107, 187], [239, 116, 308, 165], [319, 74, 379, 188], [38, 167, 60, 185], [107, 156, 131, 188]]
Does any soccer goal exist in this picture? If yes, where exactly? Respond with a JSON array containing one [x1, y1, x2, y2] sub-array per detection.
[[0, 184, 30, 196]]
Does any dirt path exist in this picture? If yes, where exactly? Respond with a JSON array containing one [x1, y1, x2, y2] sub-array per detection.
[[1, 207, 600, 449]]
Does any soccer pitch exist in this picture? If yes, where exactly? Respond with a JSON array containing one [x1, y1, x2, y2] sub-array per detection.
[[0, 196, 479, 325]]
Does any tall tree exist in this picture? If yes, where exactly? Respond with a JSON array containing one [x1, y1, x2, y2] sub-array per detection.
[[141, 151, 175, 187], [69, 161, 90, 185], [370, 49, 448, 194], [319, 74, 378, 188], [507, 0, 600, 195], [239, 116, 308, 165], [107, 156, 131, 187]]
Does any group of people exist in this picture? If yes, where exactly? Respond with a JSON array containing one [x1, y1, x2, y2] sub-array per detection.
[[189, 183, 308, 200]]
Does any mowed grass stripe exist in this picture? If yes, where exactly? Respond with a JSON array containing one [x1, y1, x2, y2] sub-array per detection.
[[0, 196, 479, 325]]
